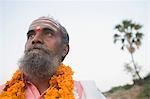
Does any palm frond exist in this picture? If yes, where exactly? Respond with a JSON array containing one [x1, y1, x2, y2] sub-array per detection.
[[123, 20, 131, 29], [115, 24, 121, 29], [136, 32, 144, 39], [134, 24, 142, 30]]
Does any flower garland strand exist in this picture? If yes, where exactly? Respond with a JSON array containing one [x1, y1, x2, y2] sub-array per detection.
[[0, 63, 74, 99]]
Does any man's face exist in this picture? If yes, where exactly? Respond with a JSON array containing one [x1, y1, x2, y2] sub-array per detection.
[[25, 20, 63, 56], [19, 19, 65, 79]]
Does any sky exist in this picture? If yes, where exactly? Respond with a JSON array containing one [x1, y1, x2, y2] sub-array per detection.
[[0, 0, 150, 92]]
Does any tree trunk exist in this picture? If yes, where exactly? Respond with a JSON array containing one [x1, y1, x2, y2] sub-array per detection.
[[130, 53, 142, 80]]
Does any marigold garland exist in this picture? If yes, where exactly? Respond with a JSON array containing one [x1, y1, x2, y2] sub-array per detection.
[[0, 63, 75, 99]]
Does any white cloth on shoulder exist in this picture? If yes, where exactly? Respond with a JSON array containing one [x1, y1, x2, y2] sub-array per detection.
[[80, 80, 106, 99]]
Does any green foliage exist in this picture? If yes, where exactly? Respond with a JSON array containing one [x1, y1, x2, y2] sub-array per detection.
[[123, 84, 133, 90], [108, 86, 122, 93], [113, 20, 144, 52], [107, 84, 133, 94], [143, 72, 150, 83], [137, 83, 150, 99]]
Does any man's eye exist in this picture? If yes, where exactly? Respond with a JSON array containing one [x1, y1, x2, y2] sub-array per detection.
[[28, 34, 35, 39], [47, 32, 52, 37], [27, 31, 35, 39], [43, 29, 53, 37]]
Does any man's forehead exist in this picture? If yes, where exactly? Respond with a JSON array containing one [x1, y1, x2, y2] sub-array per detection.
[[28, 17, 60, 32], [29, 23, 58, 32]]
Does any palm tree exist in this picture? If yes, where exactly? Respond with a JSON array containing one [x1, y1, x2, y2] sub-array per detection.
[[113, 20, 144, 80]]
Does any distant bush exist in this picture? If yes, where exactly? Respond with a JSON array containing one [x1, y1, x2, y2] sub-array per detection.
[[137, 83, 150, 99], [123, 84, 133, 90], [143, 73, 150, 84], [133, 79, 143, 85], [137, 73, 150, 99], [108, 86, 122, 93], [108, 84, 133, 94]]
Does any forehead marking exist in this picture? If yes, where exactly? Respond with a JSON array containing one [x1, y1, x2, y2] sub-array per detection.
[[35, 26, 41, 33]]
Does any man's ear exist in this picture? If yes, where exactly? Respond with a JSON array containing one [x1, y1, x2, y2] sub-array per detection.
[[62, 44, 69, 61]]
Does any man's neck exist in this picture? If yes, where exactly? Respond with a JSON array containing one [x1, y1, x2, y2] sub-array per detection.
[[28, 76, 50, 94]]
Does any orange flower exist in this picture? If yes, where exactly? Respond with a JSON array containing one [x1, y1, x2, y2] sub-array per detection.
[[0, 63, 74, 99]]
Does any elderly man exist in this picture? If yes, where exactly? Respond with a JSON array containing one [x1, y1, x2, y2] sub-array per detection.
[[0, 17, 106, 99]]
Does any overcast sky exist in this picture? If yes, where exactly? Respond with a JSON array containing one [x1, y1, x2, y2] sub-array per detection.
[[0, 0, 150, 92]]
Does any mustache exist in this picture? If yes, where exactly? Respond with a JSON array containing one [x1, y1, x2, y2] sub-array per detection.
[[25, 44, 51, 55]]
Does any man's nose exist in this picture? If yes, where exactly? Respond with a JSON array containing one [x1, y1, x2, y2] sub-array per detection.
[[32, 33, 43, 44]]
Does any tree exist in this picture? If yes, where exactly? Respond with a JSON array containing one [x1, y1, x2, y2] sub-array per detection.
[[124, 62, 142, 80], [113, 20, 144, 80]]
